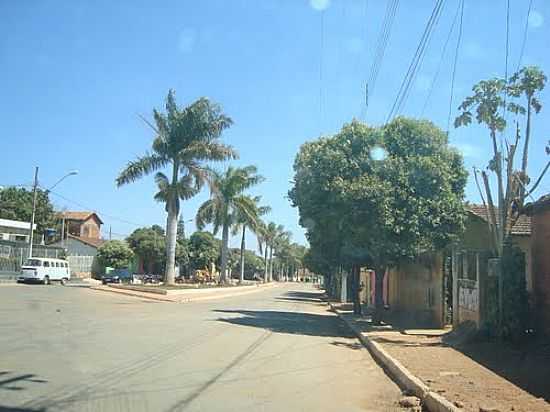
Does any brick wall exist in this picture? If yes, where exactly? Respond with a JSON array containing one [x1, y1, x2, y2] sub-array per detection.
[[531, 208, 550, 336]]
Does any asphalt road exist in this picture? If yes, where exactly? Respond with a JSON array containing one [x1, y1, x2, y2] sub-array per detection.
[[0, 283, 402, 412]]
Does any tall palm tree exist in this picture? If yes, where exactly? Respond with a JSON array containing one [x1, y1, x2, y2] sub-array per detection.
[[233, 196, 270, 283], [195, 166, 263, 283], [116, 90, 236, 285], [262, 222, 290, 282]]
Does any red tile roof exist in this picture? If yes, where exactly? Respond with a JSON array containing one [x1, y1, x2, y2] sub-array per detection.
[[467, 204, 531, 236], [58, 211, 103, 224]]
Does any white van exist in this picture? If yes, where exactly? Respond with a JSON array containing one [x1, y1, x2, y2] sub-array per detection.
[[19, 258, 71, 285]]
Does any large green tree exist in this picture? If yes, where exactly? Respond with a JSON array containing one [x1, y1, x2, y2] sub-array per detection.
[[188, 231, 220, 273], [0, 187, 56, 240], [116, 90, 236, 285], [290, 118, 467, 319], [97, 240, 134, 269], [195, 166, 263, 283]]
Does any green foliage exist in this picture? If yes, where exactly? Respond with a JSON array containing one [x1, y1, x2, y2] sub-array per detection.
[[126, 226, 188, 273], [289, 118, 467, 277], [195, 165, 264, 281], [116, 90, 236, 283], [97, 240, 134, 269], [234, 249, 264, 279], [484, 246, 530, 341], [0, 187, 56, 238], [188, 231, 220, 271], [196, 166, 264, 233]]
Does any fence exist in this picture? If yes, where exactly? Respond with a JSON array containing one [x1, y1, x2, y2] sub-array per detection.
[[67, 255, 96, 278], [0, 240, 65, 275]]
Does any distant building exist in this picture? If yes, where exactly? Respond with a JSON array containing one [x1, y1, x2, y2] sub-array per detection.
[[59, 211, 103, 239], [50, 211, 105, 278], [0, 218, 36, 243]]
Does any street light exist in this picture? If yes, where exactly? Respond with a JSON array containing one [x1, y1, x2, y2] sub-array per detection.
[[46, 170, 79, 194], [28, 169, 79, 258]]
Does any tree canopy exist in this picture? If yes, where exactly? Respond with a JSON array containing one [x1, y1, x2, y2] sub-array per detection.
[[0, 187, 56, 238], [97, 240, 134, 269], [289, 117, 467, 308], [188, 231, 220, 272]]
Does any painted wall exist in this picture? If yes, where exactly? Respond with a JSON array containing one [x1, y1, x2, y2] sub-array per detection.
[[387, 254, 445, 328], [531, 207, 550, 336]]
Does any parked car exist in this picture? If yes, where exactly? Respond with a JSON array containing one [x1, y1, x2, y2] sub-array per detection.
[[101, 268, 131, 285], [142, 274, 162, 284], [18, 258, 71, 285]]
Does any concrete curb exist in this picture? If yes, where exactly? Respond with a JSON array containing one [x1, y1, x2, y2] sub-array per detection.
[[327, 302, 461, 412], [91, 282, 278, 303]]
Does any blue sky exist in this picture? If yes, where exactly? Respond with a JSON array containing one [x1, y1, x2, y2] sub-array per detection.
[[1, 0, 549, 248]]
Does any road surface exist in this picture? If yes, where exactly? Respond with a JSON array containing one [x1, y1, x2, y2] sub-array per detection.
[[0, 283, 402, 411]]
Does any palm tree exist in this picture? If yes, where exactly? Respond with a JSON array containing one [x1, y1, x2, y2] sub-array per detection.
[[262, 222, 290, 282], [233, 196, 270, 283], [116, 90, 236, 285], [195, 166, 263, 283]]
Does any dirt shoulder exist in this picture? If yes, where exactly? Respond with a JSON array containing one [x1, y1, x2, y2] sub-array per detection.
[[330, 303, 550, 412]]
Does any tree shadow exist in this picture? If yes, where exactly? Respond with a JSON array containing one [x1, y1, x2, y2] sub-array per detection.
[[0, 407, 46, 412], [213, 309, 355, 338], [450, 338, 550, 402], [330, 341, 364, 350], [0, 373, 47, 392]]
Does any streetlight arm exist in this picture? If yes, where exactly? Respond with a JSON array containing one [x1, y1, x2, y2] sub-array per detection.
[[47, 170, 78, 193]]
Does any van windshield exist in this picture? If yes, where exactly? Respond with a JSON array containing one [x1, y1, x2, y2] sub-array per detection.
[[25, 259, 43, 267]]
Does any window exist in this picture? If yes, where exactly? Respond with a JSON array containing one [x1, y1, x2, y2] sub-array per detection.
[[25, 259, 42, 267], [43, 261, 50, 267], [14, 235, 27, 242], [55, 262, 60, 267]]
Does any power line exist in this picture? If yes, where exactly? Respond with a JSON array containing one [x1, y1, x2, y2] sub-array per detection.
[[517, 0, 534, 71], [386, 0, 445, 123], [421, 0, 461, 116], [446, 0, 465, 133], [365, 0, 399, 118]]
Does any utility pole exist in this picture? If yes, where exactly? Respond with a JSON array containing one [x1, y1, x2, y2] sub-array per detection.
[[28, 166, 39, 259], [109, 226, 112, 240]]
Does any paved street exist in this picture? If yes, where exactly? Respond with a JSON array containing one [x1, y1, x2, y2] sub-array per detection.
[[1, 283, 402, 412]]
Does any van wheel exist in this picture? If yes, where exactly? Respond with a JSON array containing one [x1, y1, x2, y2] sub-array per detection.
[[61, 278, 69, 286], [43, 276, 50, 285]]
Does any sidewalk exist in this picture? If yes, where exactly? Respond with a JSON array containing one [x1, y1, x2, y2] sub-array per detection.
[[91, 282, 278, 303], [329, 302, 550, 412]]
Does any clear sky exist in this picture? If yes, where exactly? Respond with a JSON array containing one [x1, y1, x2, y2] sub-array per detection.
[[1, 0, 549, 248]]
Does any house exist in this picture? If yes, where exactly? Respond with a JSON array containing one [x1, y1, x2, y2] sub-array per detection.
[[50, 211, 105, 278], [59, 211, 103, 239], [452, 204, 531, 329], [0, 218, 36, 243], [366, 204, 531, 329], [525, 195, 550, 336]]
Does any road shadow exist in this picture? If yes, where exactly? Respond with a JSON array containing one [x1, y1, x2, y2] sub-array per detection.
[[275, 290, 325, 304], [0, 407, 45, 412], [0, 373, 47, 392], [213, 309, 355, 338]]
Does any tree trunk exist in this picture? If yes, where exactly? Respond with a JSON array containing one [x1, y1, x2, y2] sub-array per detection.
[[164, 204, 178, 285], [520, 94, 532, 200], [220, 223, 229, 283], [373, 266, 386, 324], [239, 225, 246, 284], [352, 265, 363, 315], [268, 246, 273, 282], [263, 242, 269, 282]]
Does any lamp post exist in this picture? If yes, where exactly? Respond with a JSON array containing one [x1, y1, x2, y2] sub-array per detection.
[[28, 169, 78, 258]]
